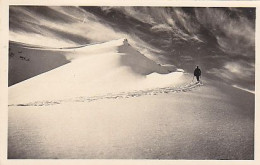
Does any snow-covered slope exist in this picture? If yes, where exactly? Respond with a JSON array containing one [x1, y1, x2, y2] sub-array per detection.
[[9, 39, 184, 105], [8, 77, 254, 159]]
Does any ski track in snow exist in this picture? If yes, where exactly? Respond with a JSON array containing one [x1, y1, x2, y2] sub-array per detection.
[[9, 81, 203, 107]]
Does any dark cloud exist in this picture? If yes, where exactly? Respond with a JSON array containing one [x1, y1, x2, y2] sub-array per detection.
[[207, 60, 255, 91], [194, 8, 255, 56]]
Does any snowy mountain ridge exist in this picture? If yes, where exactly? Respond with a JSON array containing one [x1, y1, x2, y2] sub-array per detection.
[[9, 38, 185, 105]]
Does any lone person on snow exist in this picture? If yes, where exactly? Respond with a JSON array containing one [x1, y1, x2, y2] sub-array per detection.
[[194, 66, 201, 82]]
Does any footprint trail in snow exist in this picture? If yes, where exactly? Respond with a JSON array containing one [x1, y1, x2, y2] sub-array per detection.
[[9, 81, 203, 107]]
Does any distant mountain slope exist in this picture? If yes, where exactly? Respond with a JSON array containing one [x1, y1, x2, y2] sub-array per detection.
[[9, 41, 71, 86]]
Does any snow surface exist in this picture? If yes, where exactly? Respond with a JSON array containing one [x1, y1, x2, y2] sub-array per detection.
[[8, 39, 254, 159], [8, 80, 254, 159]]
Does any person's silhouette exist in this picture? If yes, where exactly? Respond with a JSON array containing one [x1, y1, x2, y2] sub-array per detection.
[[194, 66, 201, 82]]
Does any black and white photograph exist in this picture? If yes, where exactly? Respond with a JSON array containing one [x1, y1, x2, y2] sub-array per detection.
[[5, 2, 257, 161]]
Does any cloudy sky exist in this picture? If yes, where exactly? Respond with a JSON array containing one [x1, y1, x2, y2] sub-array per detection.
[[9, 6, 255, 91]]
